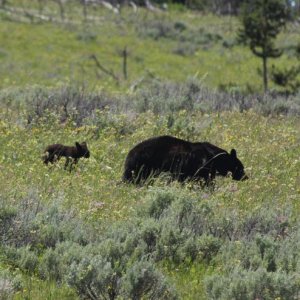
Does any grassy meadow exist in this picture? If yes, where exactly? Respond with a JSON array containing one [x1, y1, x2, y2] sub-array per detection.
[[2, 106, 300, 299], [1, 1, 300, 299], [1, 2, 299, 92]]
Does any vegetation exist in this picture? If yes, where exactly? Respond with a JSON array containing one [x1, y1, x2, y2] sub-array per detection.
[[1, 83, 300, 298], [1, 1, 300, 299], [0, 1, 299, 93], [271, 42, 300, 94], [238, 0, 288, 92]]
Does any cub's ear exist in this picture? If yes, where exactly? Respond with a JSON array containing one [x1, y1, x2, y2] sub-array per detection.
[[230, 149, 237, 158], [75, 142, 81, 149]]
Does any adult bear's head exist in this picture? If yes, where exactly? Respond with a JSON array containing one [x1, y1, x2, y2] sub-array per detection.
[[215, 149, 248, 181]]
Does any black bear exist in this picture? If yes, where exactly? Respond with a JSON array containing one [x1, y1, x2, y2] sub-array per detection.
[[123, 135, 247, 184], [43, 142, 90, 170]]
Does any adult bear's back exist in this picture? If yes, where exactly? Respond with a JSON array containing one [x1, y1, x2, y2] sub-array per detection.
[[123, 135, 193, 182]]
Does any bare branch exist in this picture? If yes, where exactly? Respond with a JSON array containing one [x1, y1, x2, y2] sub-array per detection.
[[89, 54, 120, 83]]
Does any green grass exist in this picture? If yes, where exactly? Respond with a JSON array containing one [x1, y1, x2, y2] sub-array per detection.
[[0, 3, 298, 92], [1, 2, 300, 298], [161, 261, 215, 299], [1, 109, 300, 298], [1, 110, 299, 220], [13, 279, 78, 300]]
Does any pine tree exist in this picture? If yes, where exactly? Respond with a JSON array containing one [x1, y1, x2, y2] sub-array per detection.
[[239, 0, 288, 92]]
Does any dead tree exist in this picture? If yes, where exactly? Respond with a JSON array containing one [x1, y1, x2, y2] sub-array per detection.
[[121, 46, 128, 80], [54, 0, 65, 21], [90, 54, 120, 84]]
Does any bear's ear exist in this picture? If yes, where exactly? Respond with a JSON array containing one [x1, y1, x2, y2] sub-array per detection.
[[75, 142, 81, 149], [230, 149, 237, 158]]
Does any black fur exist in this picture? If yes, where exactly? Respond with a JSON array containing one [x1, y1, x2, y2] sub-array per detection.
[[43, 142, 90, 169], [123, 135, 247, 184]]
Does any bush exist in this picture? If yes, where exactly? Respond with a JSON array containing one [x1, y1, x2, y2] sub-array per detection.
[[39, 241, 98, 282], [5, 246, 38, 275], [2, 80, 300, 128], [172, 42, 198, 56], [137, 19, 182, 40], [205, 226, 300, 299], [66, 255, 122, 300], [0, 205, 17, 245], [205, 268, 300, 300], [76, 28, 97, 42], [24, 86, 118, 126], [61, 240, 175, 300], [0, 193, 95, 249], [137, 19, 223, 51], [143, 188, 176, 219], [2, 186, 300, 299], [121, 260, 178, 300], [38, 248, 62, 281], [0, 270, 22, 300]]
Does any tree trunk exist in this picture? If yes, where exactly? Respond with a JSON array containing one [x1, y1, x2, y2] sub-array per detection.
[[262, 55, 268, 93], [57, 0, 65, 21], [38, 0, 44, 14], [122, 47, 128, 80], [82, 0, 87, 22]]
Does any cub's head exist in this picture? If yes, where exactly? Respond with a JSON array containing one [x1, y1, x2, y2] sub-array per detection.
[[75, 142, 90, 158]]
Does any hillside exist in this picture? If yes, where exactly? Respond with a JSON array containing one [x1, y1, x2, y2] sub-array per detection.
[[0, 2, 299, 93], [1, 1, 300, 300]]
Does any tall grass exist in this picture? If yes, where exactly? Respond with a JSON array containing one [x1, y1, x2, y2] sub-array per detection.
[[1, 81, 300, 129], [1, 85, 300, 297]]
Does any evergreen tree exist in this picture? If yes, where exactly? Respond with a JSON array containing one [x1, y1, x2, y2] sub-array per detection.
[[238, 0, 288, 92], [271, 42, 300, 94]]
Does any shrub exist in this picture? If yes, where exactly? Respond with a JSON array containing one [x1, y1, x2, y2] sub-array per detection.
[[137, 19, 181, 40], [66, 255, 122, 300], [0, 271, 14, 300], [2, 80, 300, 127], [0, 193, 95, 250], [39, 241, 97, 282], [5, 246, 38, 275], [205, 225, 300, 299], [175, 234, 221, 263], [139, 218, 161, 253], [197, 234, 222, 262], [0, 270, 22, 300], [2, 186, 300, 299], [38, 248, 62, 281], [63, 240, 175, 300], [143, 188, 176, 219], [0, 205, 17, 245], [76, 28, 97, 42], [172, 42, 198, 56], [275, 230, 300, 273], [205, 267, 300, 300], [121, 260, 178, 300], [24, 86, 118, 126], [0, 194, 41, 247]]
